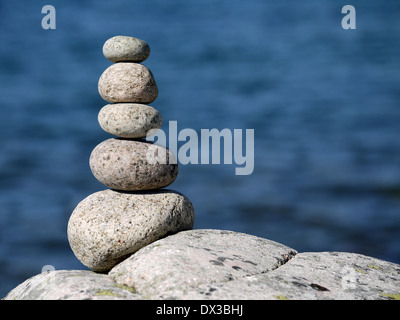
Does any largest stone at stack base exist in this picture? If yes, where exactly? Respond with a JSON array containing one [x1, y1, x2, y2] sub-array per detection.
[[4, 229, 400, 300], [67, 189, 194, 272]]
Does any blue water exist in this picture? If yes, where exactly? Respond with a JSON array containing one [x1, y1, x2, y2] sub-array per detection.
[[1, 0, 400, 297]]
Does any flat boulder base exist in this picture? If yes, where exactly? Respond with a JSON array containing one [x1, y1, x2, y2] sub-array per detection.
[[182, 251, 400, 300], [89, 138, 178, 191], [67, 189, 194, 272], [3, 270, 140, 300], [4, 229, 400, 300], [109, 229, 297, 299], [98, 63, 158, 103]]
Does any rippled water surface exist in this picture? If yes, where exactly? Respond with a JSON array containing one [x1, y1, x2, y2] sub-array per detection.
[[1, 0, 400, 296]]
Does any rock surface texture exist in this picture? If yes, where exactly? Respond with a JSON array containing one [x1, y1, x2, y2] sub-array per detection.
[[4, 229, 400, 300]]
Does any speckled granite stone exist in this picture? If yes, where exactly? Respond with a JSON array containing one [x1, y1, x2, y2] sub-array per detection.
[[98, 63, 158, 103], [103, 36, 150, 63], [67, 189, 195, 272], [98, 103, 162, 138], [89, 138, 178, 191]]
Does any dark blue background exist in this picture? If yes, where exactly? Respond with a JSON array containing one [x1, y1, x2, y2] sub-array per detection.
[[1, 0, 400, 297]]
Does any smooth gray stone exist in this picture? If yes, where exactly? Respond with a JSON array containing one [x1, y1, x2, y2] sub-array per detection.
[[67, 189, 195, 272], [103, 35, 150, 63], [98, 103, 162, 138], [89, 138, 178, 191], [98, 63, 158, 104]]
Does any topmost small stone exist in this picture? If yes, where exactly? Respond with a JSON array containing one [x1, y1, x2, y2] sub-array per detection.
[[103, 36, 150, 63]]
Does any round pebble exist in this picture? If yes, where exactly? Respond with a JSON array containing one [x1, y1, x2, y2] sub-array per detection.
[[98, 103, 162, 138], [89, 138, 178, 191], [103, 35, 150, 63], [67, 189, 195, 272], [98, 63, 158, 103]]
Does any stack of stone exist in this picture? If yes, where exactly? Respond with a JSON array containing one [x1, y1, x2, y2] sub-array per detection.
[[67, 36, 195, 273]]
